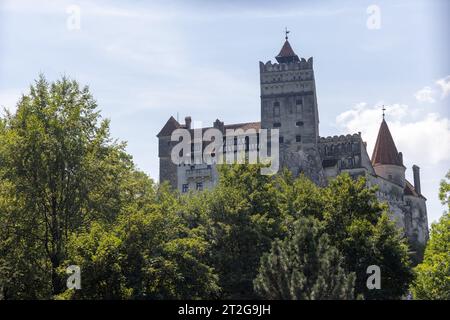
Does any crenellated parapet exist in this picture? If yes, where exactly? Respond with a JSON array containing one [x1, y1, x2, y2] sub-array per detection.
[[319, 133, 363, 157], [319, 133, 362, 143], [259, 57, 314, 73]]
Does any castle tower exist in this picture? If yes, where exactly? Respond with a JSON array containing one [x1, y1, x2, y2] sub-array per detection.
[[371, 118, 406, 188], [260, 31, 325, 185], [157, 116, 180, 189]]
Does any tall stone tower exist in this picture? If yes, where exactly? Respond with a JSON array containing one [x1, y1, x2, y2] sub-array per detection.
[[259, 32, 325, 185], [157, 116, 180, 189]]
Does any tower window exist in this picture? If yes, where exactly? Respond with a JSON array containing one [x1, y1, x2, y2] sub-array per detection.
[[273, 106, 280, 117], [296, 121, 304, 126], [296, 135, 302, 142], [273, 122, 281, 128]]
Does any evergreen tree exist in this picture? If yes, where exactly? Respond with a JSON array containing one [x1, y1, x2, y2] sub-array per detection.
[[254, 216, 355, 300]]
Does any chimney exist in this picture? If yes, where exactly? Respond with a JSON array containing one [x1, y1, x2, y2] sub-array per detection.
[[412, 165, 421, 194], [185, 116, 192, 129]]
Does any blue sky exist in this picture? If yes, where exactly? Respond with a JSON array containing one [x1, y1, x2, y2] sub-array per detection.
[[0, 0, 449, 224]]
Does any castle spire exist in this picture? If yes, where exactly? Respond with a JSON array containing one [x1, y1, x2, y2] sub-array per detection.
[[275, 29, 300, 63], [371, 118, 403, 167]]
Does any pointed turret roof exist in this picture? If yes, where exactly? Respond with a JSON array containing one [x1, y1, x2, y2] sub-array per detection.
[[275, 40, 300, 63], [371, 119, 403, 166], [157, 116, 180, 137]]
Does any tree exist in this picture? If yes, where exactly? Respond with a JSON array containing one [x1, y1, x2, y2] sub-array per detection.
[[273, 172, 413, 299], [57, 183, 220, 300], [411, 175, 450, 300], [203, 164, 285, 299], [254, 216, 355, 300], [322, 174, 413, 299], [439, 170, 450, 213], [0, 75, 142, 298]]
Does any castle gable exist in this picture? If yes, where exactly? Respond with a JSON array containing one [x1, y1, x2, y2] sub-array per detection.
[[157, 116, 180, 137]]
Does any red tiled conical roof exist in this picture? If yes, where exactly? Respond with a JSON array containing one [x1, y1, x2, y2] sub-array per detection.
[[276, 40, 300, 63], [371, 119, 403, 166]]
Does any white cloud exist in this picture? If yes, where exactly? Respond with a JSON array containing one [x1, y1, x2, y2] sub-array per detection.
[[436, 75, 450, 98], [336, 103, 450, 166], [414, 86, 436, 103]]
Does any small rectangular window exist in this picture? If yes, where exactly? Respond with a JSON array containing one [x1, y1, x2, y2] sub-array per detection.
[[279, 136, 284, 143], [296, 121, 304, 126], [182, 184, 189, 193], [273, 106, 280, 117], [273, 122, 281, 128], [196, 182, 203, 191], [296, 135, 302, 142], [296, 99, 302, 105]]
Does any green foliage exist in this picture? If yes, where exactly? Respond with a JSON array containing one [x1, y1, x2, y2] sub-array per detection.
[[0, 75, 135, 297], [439, 170, 450, 213], [57, 188, 219, 299], [254, 216, 355, 300], [0, 75, 218, 299], [322, 175, 413, 299], [203, 164, 284, 299], [411, 213, 450, 299], [0, 75, 433, 300]]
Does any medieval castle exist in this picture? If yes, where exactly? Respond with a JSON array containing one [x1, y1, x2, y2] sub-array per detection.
[[157, 35, 429, 255]]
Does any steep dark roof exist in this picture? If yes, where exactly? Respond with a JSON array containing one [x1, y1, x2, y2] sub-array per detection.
[[404, 180, 426, 199], [157, 116, 180, 137], [275, 40, 300, 63], [371, 119, 403, 166]]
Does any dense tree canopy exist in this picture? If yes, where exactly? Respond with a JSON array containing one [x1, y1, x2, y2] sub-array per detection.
[[1, 75, 445, 300]]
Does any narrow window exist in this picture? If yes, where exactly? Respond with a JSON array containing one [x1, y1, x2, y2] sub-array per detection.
[[182, 184, 189, 193], [279, 136, 284, 143], [196, 182, 203, 191], [296, 135, 302, 142], [273, 106, 280, 117]]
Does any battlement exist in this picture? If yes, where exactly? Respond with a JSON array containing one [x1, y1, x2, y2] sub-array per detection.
[[319, 133, 362, 144], [259, 57, 313, 73]]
